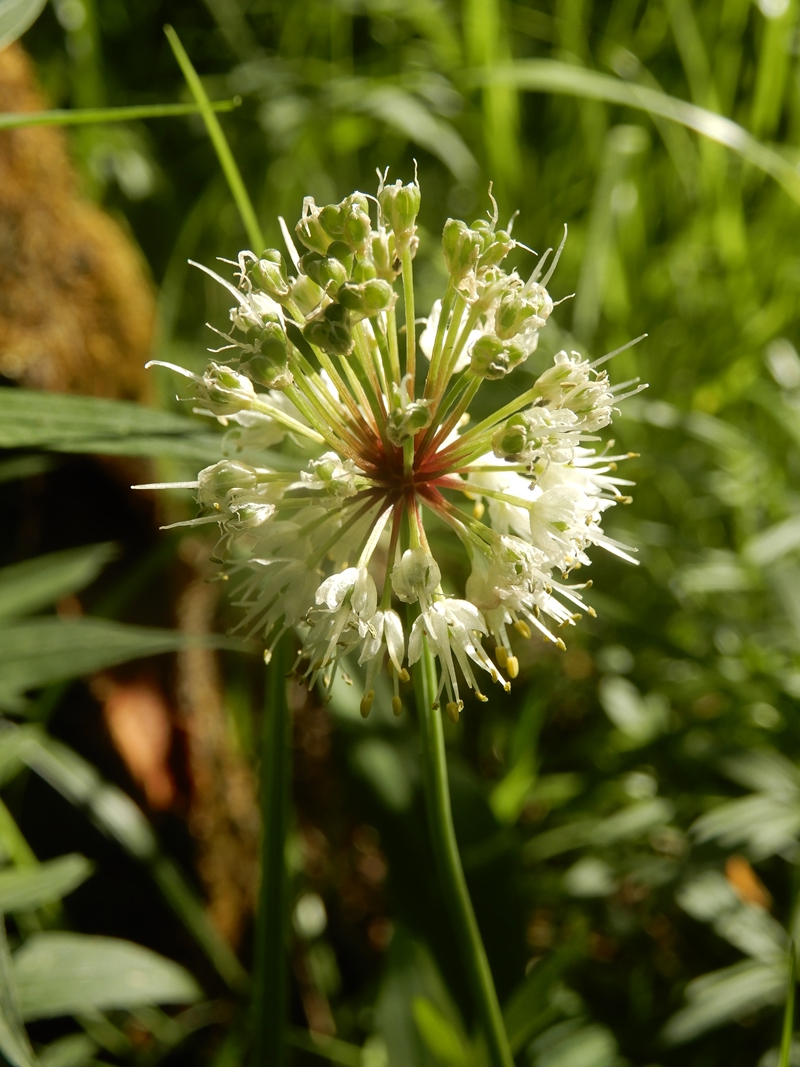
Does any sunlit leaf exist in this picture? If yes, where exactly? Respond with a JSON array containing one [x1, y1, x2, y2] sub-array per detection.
[[0, 617, 247, 712], [0, 917, 37, 1067], [0, 0, 47, 51], [0, 545, 116, 622], [530, 1019, 618, 1067], [411, 998, 468, 1066], [13, 934, 201, 1020], [662, 960, 787, 1044], [0, 855, 93, 914], [37, 1034, 98, 1067]]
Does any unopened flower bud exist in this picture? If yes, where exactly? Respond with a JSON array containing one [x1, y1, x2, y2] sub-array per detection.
[[391, 547, 441, 603], [338, 278, 396, 319], [198, 459, 259, 502], [352, 258, 377, 283], [302, 303, 354, 356], [199, 363, 256, 413], [470, 336, 526, 379], [475, 223, 520, 266], [299, 251, 349, 294], [379, 179, 421, 252], [492, 413, 528, 459], [443, 219, 483, 283], [342, 198, 372, 254], [387, 399, 432, 445], [296, 197, 332, 255], [247, 249, 291, 300]]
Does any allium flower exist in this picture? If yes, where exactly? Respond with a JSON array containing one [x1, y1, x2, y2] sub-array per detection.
[[144, 174, 643, 721]]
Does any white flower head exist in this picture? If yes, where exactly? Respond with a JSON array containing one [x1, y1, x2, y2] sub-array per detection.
[[143, 178, 643, 718]]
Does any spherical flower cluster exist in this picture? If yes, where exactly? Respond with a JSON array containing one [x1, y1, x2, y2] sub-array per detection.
[[146, 174, 642, 721]]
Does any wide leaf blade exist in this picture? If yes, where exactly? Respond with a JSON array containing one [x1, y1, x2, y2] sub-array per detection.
[[0, 545, 116, 622], [13, 934, 201, 1021], [0, 855, 93, 914]]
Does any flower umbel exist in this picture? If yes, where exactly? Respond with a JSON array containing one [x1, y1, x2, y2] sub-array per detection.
[[146, 176, 643, 720]]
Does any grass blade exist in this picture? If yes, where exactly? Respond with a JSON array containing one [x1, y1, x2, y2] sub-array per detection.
[[475, 60, 800, 204], [164, 25, 264, 251], [0, 99, 239, 131]]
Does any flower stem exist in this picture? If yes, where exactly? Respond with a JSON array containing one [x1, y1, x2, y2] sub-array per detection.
[[252, 638, 292, 1067], [412, 638, 514, 1067]]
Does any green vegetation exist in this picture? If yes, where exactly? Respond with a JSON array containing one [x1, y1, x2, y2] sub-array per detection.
[[3, 0, 800, 1065]]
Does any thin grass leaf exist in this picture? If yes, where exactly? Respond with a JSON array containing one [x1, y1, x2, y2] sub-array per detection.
[[13, 934, 201, 1021], [164, 25, 264, 251], [0, 917, 37, 1067], [0, 0, 46, 51], [286, 1029, 363, 1067], [475, 60, 800, 204], [0, 545, 116, 622], [0, 99, 239, 131]]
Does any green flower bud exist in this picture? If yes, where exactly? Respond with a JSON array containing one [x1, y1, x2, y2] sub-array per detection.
[[443, 219, 482, 283], [299, 251, 349, 294], [327, 240, 354, 271], [478, 228, 515, 269], [198, 460, 259, 500], [247, 249, 291, 300], [342, 200, 372, 254], [469, 336, 527, 380], [387, 400, 432, 445], [379, 179, 421, 251], [302, 303, 354, 357], [352, 258, 377, 283], [491, 414, 527, 458], [242, 353, 293, 391], [296, 197, 332, 255], [338, 278, 396, 319]]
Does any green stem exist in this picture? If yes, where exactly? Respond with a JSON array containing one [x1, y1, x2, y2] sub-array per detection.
[[411, 639, 514, 1067], [252, 639, 292, 1067], [165, 25, 265, 252], [401, 247, 417, 392]]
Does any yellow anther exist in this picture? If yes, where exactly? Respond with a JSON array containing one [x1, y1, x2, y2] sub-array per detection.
[[263, 649, 273, 665], [476, 691, 488, 703], [473, 500, 485, 521], [398, 667, 410, 683], [506, 655, 519, 679], [360, 690, 375, 718], [446, 701, 461, 723], [496, 646, 509, 668], [587, 606, 597, 618], [514, 620, 532, 640], [556, 638, 566, 651], [392, 695, 403, 716]]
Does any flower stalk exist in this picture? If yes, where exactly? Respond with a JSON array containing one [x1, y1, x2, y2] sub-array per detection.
[[413, 636, 515, 1067]]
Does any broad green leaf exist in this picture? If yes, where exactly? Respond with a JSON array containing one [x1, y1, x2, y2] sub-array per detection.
[[503, 948, 583, 1054], [0, 855, 93, 913], [0, 545, 116, 622], [662, 959, 787, 1044], [597, 676, 669, 745], [530, 1019, 618, 1067], [375, 929, 470, 1067], [38, 1034, 98, 1067], [0, 0, 47, 51], [476, 60, 800, 204], [0, 916, 36, 1067], [411, 998, 468, 1066], [0, 617, 247, 711], [12, 727, 246, 992], [13, 934, 201, 1021]]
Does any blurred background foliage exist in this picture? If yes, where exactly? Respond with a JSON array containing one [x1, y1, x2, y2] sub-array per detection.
[[3, 0, 800, 1064]]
